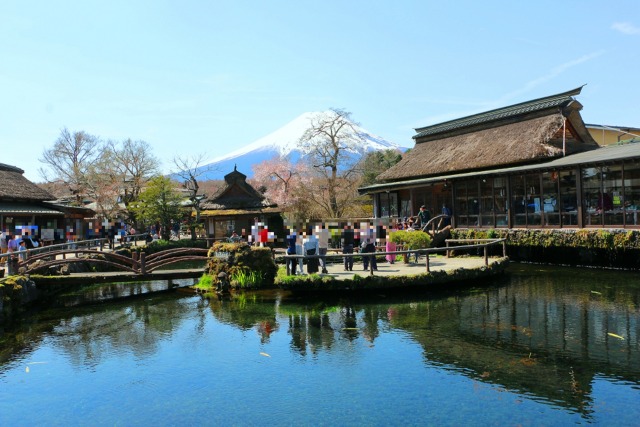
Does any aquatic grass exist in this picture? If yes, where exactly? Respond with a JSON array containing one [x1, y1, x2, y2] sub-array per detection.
[[231, 270, 264, 289], [194, 274, 214, 291]]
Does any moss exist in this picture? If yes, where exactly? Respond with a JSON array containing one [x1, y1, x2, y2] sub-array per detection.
[[205, 241, 277, 289], [449, 228, 640, 269]]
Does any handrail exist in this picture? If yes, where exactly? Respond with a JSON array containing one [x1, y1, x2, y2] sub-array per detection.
[[283, 238, 507, 276]]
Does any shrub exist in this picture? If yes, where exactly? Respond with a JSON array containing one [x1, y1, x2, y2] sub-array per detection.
[[389, 230, 431, 249]]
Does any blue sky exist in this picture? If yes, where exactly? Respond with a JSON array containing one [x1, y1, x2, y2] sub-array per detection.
[[2, 1, 639, 181]]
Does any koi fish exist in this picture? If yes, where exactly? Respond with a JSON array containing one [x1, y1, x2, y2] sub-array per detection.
[[607, 332, 624, 340], [260, 352, 271, 357], [590, 291, 602, 295]]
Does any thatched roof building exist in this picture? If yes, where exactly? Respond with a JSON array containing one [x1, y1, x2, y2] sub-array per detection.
[[360, 87, 640, 230], [0, 163, 54, 202], [200, 167, 283, 240], [378, 87, 598, 182]]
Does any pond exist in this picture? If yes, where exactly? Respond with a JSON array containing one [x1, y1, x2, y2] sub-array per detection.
[[1, 264, 639, 426]]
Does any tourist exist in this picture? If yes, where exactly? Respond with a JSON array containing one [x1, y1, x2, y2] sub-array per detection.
[[314, 225, 329, 274], [416, 205, 431, 230], [18, 240, 27, 262], [341, 225, 354, 271], [285, 230, 298, 275], [440, 203, 452, 228], [303, 233, 319, 274], [360, 237, 377, 271], [385, 224, 397, 264], [0, 230, 7, 259]]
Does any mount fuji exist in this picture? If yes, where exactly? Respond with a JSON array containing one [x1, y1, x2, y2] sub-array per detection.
[[193, 111, 408, 180]]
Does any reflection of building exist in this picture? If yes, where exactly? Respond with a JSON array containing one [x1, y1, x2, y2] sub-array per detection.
[[0, 163, 93, 242], [361, 87, 640, 229], [199, 167, 284, 240]]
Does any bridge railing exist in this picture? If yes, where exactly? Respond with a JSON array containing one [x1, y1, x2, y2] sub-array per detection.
[[283, 238, 507, 276]]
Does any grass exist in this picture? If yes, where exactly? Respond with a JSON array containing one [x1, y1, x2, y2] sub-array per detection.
[[231, 270, 264, 289]]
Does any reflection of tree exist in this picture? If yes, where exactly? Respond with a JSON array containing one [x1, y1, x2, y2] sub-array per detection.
[[53, 295, 199, 366]]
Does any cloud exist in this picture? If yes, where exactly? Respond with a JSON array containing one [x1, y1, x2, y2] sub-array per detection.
[[495, 51, 605, 106], [612, 22, 640, 35], [411, 51, 606, 130]]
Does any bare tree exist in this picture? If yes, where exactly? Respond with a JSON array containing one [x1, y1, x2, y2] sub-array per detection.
[[39, 128, 102, 205], [172, 153, 216, 239], [298, 109, 365, 217], [107, 139, 160, 225]]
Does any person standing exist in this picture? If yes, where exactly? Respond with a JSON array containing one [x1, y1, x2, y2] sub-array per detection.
[[314, 225, 329, 274], [18, 240, 27, 262], [360, 237, 377, 271], [0, 230, 7, 257], [341, 225, 354, 271], [416, 205, 431, 230], [385, 223, 397, 264], [285, 230, 298, 275], [303, 233, 319, 274]]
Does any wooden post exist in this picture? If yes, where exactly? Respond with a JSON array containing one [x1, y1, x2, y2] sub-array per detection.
[[425, 252, 430, 272], [140, 252, 147, 274], [502, 240, 506, 257], [132, 251, 139, 272], [286, 255, 291, 276], [446, 241, 450, 258], [484, 245, 488, 266]]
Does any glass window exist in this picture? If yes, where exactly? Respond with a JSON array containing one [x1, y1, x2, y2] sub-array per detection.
[[624, 162, 640, 226], [582, 167, 602, 226], [455, 182, 469, 227], [525, 174, 542, 226], [389, 192, 398, 217], [466, 181, 479, 227], [511, 175, 526, 226], [542, 171, 560, 226], [603, 166, 623, 226], [479, 178, 493, 227], [559, 170, 578, 226], [494, 177, 508, 227]]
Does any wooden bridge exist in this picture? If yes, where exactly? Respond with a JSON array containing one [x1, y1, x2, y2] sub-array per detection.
[[8, 246, 209, 276]]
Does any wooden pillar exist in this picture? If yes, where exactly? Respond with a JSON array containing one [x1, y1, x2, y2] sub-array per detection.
[[140, 252, 146, 274], [132, 251, 139, 272], [484, 245, 488, 266], [425, 252, 430, 272]]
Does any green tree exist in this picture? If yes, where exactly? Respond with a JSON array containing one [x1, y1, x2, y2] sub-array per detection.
[[359, 149, 403, 186], [130, 176, 184, 240]]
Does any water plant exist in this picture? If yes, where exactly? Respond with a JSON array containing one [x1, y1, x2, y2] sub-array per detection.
[[231, 270, 264, 289]]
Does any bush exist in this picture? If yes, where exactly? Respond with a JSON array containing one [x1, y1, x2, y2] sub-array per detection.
[[389, 230, 431, 249], [206, 241, 277, 289]]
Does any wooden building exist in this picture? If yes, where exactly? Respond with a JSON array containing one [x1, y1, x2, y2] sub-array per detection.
[[0, 163, 63, 241], [199, 167, 284, 241], [360, 87, 640, 229]]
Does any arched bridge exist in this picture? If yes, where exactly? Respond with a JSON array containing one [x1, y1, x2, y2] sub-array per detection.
[[20, 247, 209, 275]]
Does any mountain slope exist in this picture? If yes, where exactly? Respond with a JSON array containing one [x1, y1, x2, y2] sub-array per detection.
[[194, 111, 408, 180]]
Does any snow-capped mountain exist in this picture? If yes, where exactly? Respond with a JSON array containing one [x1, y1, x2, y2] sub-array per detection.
[[193, 111, 407, 180]]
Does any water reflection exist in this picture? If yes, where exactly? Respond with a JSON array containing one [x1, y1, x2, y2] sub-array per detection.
[[200, 265, 639, 417], [1, 265, 638, 424]]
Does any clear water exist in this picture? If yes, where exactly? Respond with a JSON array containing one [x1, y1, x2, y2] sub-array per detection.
[[1, 264, 639, 426]]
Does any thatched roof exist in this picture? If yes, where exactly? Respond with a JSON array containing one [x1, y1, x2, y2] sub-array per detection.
[[378, 87, 599, 182], [201, 167, 279, 211], [0, 163, 54, 202]]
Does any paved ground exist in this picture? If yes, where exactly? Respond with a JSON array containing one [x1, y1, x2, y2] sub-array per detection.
[[289, 254, 497, 279]]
